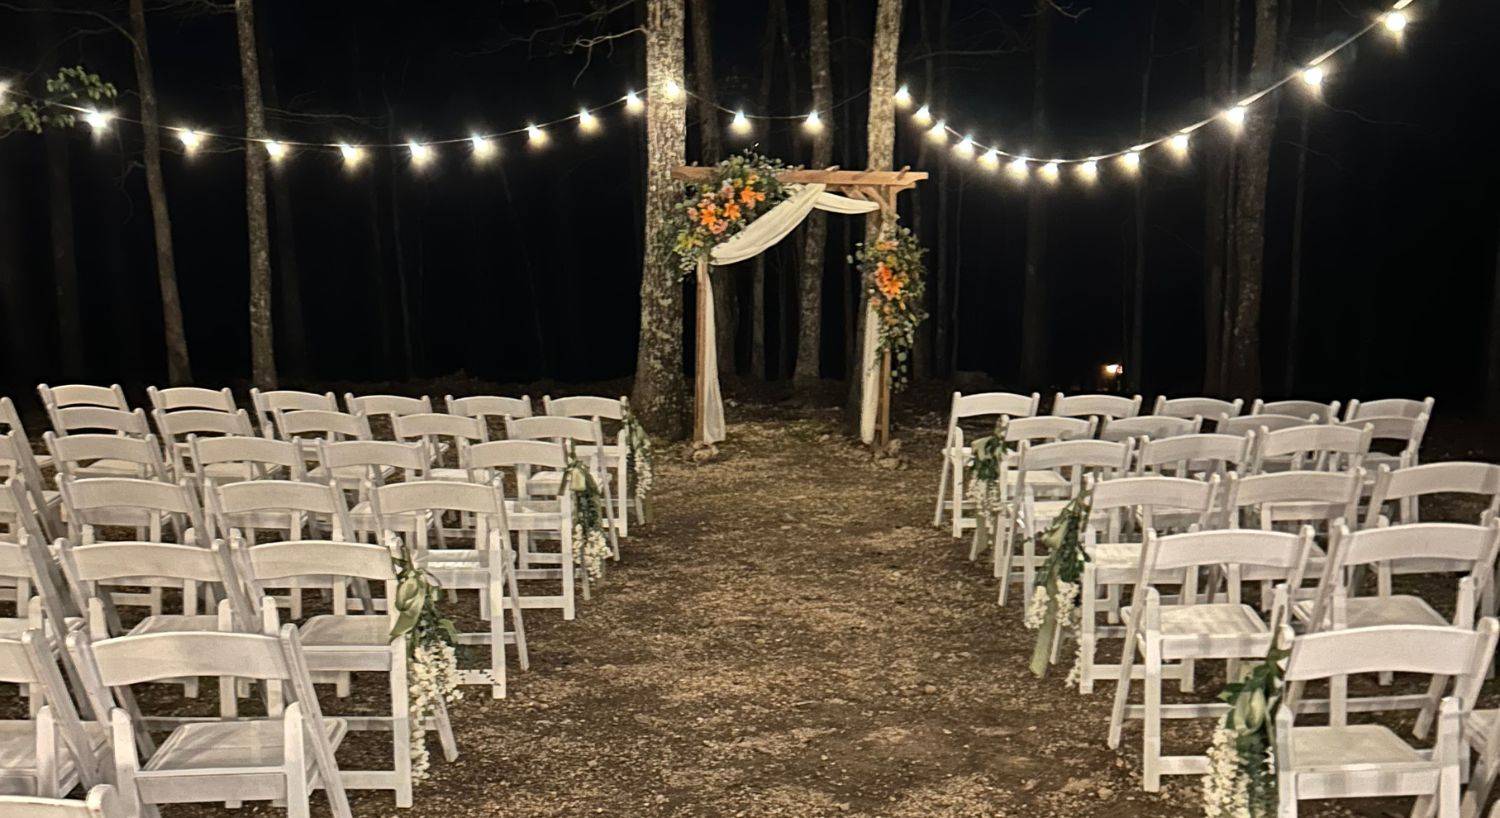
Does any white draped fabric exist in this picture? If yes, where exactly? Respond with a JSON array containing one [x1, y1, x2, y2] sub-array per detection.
[[695, 184, 880, 444]]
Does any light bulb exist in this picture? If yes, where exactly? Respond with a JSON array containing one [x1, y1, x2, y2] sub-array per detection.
[[1120, 150, 1141, 172], [1223, 105, 1247, 127], [1168, 133, 1190, 155], [339, 144, 365, 166], [663, 80, 682, 101], [578, 108, 598, 133], [893, 84, 912, 108], [177, 129, 203, 153], [1040, 161, 1060, 181], [912, 104, 932, 126], [1077, 160, 1098, 181], [0, 79, 10, 99], [979, 149, 999, 170], [527, 124, 546, 145], [803, 110, 823, 133], [624, 90, 643, 112], [1301, 65, 1325, 88], [926, 120, 947, 143], [263, 140, 287, 162], [1383, 11, 1407, 33], [408, 140, 432, 165], [470, 135, 496, 161], [83, 109, 112, 131], [1008, 157, 1029, 177], [731, 110, 751, 135]]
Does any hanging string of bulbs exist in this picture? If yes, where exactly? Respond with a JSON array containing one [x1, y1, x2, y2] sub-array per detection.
[[0, 0, 1414, 177]]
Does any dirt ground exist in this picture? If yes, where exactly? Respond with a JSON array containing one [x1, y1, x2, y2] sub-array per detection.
[[7, 381, 1499, 817]]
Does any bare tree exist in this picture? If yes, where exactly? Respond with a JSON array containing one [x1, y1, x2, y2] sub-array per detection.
[[688, 0, 734, 370], [749, 0, 782, 379], [1129, 1, 1158, 392], [1283, 0, 1318, 395], [127, 0, 193, 385], [631, 0, 688, 437], [1201, 0, 1233, 392], [794, 0, 833, 382], [1226, 0, 1278, 396], [1019, 0, 1053, 387], [33, 1, 83, 377], [1488, 215, 1500, 416], [235, 0, 276, 388], [254, 0, 305, 375]]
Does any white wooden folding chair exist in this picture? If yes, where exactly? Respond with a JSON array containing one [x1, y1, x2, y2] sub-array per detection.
[[445, 394, 533, 440], [1346, 396, 1435, 422], [66, 626, 353, 818], [249, 389, 337, 439], [954, 415, 1092, 544], [0, 634, 108, 798], [313, 440, 427, 534], [36, 386, 130, 434], [392, 413, 486, 482], [1050, 392, 1142, 421], [1340, 412, 1430, 477], [1251, 398, 1340, 423], [1276, 621, 1496, 818], [934, 391, 1041, 536], [186, 435, 305, 486], [0, 785, 129, 818], [466, 439, 577, 618], [150, 409, 256, 480], [1106, 526, 1315, 790], [1098, 415, 1202, 444], [543, 395, 634, 535], [1134, 432, 1253, 480], [233, 536, 456, 807], [2, 418, 59, 539], [1222, 469, 1363, 603], [44, 407, 150, 442], [43, 433, 168, 486], [368, 479, 528, 698], [1367, 462, 1500, 529], [1251, 422, 1371, 474], [506, 416, 621, 556], [1218, 412, 1312, 437], [1150, 396, 1243, 422], [343, 394, 432, 441], [144, 387, 235, 416], [1073, 474, 1219, 692], [274, 409, 373, 469], [994, 438, 1134, 607]]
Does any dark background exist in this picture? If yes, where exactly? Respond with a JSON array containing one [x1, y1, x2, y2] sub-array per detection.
[[1, 0, 1496, 411]]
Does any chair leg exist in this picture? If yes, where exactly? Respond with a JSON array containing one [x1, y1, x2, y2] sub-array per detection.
[[1143, 642, 1163, 792], [391, 652, 414, 809], [1108, 637, 1137, 749], [1437, 762, 1460, 818], [432, 696, 459, 762], [933, 455, 950, 528], [950, 459, 965, 539], [1278, 774, 1298, 818], [997, 522, 1017, 607], [1078, 581, 1098, 694], [1414, 674, 1449, 739], [615, 461, 628, 539], [1461, 748, 1498, 818]]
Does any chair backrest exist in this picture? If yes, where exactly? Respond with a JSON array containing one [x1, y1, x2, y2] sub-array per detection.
[[58, 476, 205, 541], [951, 391, 1041, 423], [188, 434, 306, 483], [0, 785, 129, 818], [506, 415, 602, 444], [1139, 526, 1315, 609], [250, 388, 338, 436], [999, 415, 1095, 445], [1253, 423, 1371, 472], [1098, 415, 1201, 444], [1223, 469, 1362, 530], [1050, 392, 1142, 420], [61, 539, 250, 626], [1151, 396, 1243, 420], [38, 384, 129, 413], [1013, 438, 1134, 497], [1086, 474, 1220, 538], [44, 432, 169, 482], [153, 407, 255, 443], [1, 429, 54, 534], [446, 394, 533, 422], [1329, 521, 1499, 574], [465, 439, 568, 472], [274, 408, 372, 442], [392, 412, 487, 469], [48, 406, 151, 438], [236, 539, 397, 619], [1284, 622, 1497, 706], [369, 478, 506, 519], [343, 394, 432, 438], [1345, 396, 1434, 421], [1134, 432, 1253, 478], [1366, 462, 1500, 527], [543, 395, 626, 422], [1251, 398, 1339, 423], [210, 479, 353, 541], [146, 386, 236, 414], [315, 439, 429, 484], [1217, 412, 1312, 436]]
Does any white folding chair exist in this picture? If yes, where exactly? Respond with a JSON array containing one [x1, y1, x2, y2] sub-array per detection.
[[445, 394, 533, 440], [466, 439, 577, 618], [186, 435, 305, 486], [1251, 398, 1340, 423], [313, 440, 427, 533], [1098, 415, 1202, 444], [1251, 422, 1371, 474], [1106, 526, 1315, 790], [0, 785, 129, 818], [1074, 474, 1219, 692], [1150, 396, 1243, 422], [933, 391, 1041, 536], [0, 635, 108, 798], [343, 394, 432, 441], [993, 438, 1134, 607], [950, 415, 1091, 543], [1340, 412, 1430, 476], [36, 386, 130, 436], [1218, 412, 1312, 437], [369, 479, 528, 698], [1345, 396, 1435, 422], [542, 395, 633, 535], [44, 433, 168, 484], [233, 536, 456, 807], [274, 409, 373, 468], [151, 409, 256, 480], [1366, 462, 1500, 529], [144, 387, 235, 416], [66, 627, 353, 818], [1134, 432, 1253, 480], [392, 413, 486, 482], [249, 389, 337, 439], [1276, 621, 1496, 818], [506, 416, 621, 556], [44, 407, 149, 442], [1050, 392, 1142, 421]]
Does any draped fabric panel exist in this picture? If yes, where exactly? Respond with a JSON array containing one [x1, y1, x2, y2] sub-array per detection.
[[697, 184, 880, 443]]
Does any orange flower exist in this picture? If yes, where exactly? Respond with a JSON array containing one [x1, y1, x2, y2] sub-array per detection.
[[739, 187, 758, 205], [723, 202, 741, 221], [709, 220, 727, 235], [875, 263, 903, 298]]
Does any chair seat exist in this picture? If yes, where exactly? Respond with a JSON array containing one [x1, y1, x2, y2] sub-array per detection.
[[127, 614, 222, 636], [0, 719, 109, 774], [145, 717, 347, 772], [1292, 595, 1448, 629], [1153, 603, 1267, 638], [0, 618, 26, 639], [1289, 724, 1422, 771], [299, 615, 391, 647]]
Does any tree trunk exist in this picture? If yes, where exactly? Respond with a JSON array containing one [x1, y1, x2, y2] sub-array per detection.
[[1130, 1, 1158, 393], [236, 0, 277, 389], [254, 0, 304, 377], [1226, 0, 1278, 397], [127, 0, 193, 385], [1201, 0, 1233, 393], [1487, 214, 1500, 417], [846, 0, 902, 433], [749, 0, 781, 380], [931, 0, 952, 378], [794, 0, 834, 382], [775, 0, 798, 381], [1019, 0, 1052, 388], [688, 0, 735, 373], [910, 0, 934, 381], [1283, 0, 1317, 396], [631, 0, 688, 438], [35, 1, 82, 378]]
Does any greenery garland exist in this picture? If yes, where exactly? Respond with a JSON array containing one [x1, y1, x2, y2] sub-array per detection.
[[620, 399, 655, 524], [672, 151, 792, 275], [854, 225, 928, 389], [388, 539, 460, 780], [1023, 490, 1093, 680], [1203, 638, 1288, 817], [563, 452, 612, 581], [0, 66, 116, 135], [966, 420, 1010, 556]]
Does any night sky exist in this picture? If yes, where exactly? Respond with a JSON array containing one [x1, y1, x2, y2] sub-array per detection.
[[1, 0, 1496, 409]]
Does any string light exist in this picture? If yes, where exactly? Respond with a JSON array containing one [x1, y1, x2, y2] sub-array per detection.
[[339, 143, 365, 166], [1077, 160, 1098, 182], [470, 134, 496, 161], [979, 148, 1000, 170], [1383, 11, 1408, 33], [912, 104, 932, 126], [662, 80, 683, 101], [730, 110, 751, 134], [803, 110, 823, 133], [1168, 132, 1191, 156], [408, 140, 433, 166], [0, 79, 10, 99], [263, 140, 288, 162], [624, 90, 643, 112], [83, 109, 112, 132], [1040, 161, 1060, 182], [527, 123, 546, 146], [1222, 105, 1247, 128], [893, 84, 912, 108], [177, 128, 203, 154], [1301, 65, 1326, 88], [1120, 150, 1141, 172], [954, 135, 975, 158], [1007, 157, 1029, 179], [578, 108, 599, 133], [926, 119, 947, 143]]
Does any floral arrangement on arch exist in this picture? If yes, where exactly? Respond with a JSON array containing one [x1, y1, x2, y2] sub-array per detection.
[[854, 225, 928, 389], [672, 151, 792, 274]]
